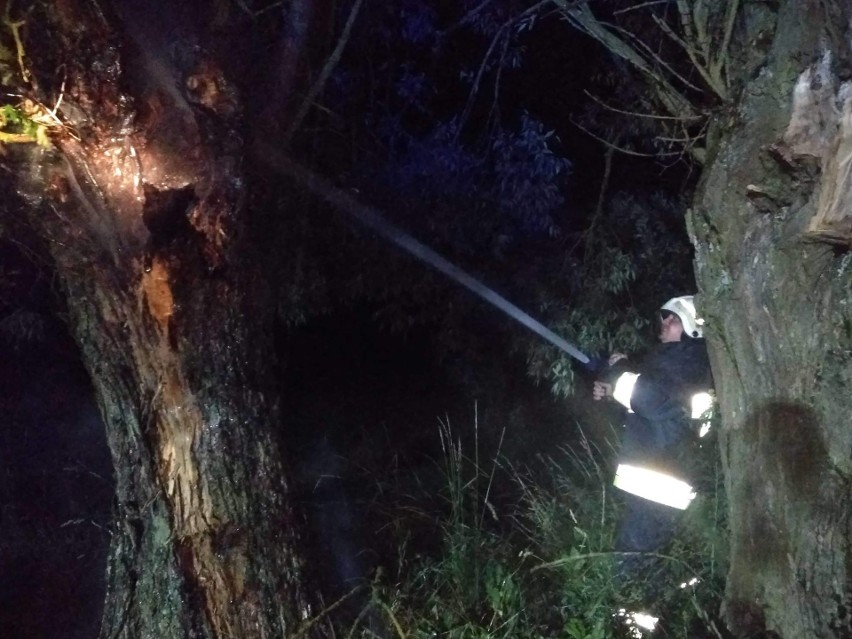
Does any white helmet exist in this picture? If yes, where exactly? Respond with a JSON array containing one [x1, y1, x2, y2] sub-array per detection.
[[661, 295, 704, 338]]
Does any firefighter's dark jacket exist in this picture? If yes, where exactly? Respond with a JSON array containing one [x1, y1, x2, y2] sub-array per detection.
[[617, 338, 712, 476]]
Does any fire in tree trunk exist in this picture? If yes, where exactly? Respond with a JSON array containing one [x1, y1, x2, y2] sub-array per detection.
[[689, 1, 852, 636], [9, 1, 315, 636]]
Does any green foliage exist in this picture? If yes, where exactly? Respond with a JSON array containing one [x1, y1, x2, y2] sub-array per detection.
[[0, 9, 54, 147], [335, 419, 728, 638], [0, 102, 49, 146], [527, 190, 695, 397]]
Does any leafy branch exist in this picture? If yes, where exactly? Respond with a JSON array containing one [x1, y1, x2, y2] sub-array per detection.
[[0, 103, 49, 146], [0, 4, 68, 147]]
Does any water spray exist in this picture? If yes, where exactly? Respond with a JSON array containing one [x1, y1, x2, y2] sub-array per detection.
[[256, 144, 591, 366]]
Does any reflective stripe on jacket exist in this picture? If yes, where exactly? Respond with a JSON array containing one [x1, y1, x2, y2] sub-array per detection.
[[613, 463, 695, 510], [611, 339, 712, 509]]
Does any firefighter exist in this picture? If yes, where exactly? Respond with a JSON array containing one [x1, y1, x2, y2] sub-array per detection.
[[593, 295, 713, 634]]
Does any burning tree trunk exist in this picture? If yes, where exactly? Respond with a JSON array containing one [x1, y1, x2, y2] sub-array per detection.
[[7, 1, 315, 636], [689, 1, 852, 636]]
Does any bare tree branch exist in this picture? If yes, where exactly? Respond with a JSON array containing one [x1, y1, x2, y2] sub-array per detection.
[[552, 0, 698, 119], [443, 0, 499, 37], [607, 19, 706, 94], [485, 32, 511, 137], [584, 90, 703, 121], [457, 0, 549, 138], [659, 115, 710, 163], [675, 0, 699, 56], [283, 0, 364, 145], [658, 0, 741, 100], [254, 2, 285, 18], [651, 13, 726, 98], [262, 0, 314, 130], [232, 0, 254, 17], [594, 145, 614, 222], [709, 0, 740, 93], [613, 0, 670, 16], [569, 117, 682, 158], [457, 24, 509, 139], [693, 1, 712, 60]]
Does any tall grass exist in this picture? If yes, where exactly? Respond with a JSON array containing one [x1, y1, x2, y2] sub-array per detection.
[[333, 417, 729, 639]]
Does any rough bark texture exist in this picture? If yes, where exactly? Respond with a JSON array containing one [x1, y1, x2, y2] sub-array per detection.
[[13, 2, 314, 636], [689, 2, 852, 636]]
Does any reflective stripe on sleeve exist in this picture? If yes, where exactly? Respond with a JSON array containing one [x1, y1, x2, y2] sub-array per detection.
[[690, 391, 713, 419], [612, 372, 639, 410], [613, 463, 696, 510]]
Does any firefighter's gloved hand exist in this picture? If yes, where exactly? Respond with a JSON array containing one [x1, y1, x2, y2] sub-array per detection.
[[593, 381, 613, 401], [592, 353, 631, 401], [608, 352, 627, 366], [585, 353, 629, 375]]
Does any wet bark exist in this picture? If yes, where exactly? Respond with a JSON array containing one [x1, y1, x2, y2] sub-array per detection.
[[11, 2, 315, 636], [689, 2, 852, 636]]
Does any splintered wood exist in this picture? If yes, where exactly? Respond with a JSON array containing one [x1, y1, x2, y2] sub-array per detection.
[[810, 95, 852, 243], [782, 52, 852, 244], [139, 258, 250, 636], [141, 257, 174, 324]]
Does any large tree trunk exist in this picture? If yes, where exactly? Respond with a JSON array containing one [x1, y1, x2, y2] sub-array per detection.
[[690, 2, 852, 636], [11, 2, 315, 636]]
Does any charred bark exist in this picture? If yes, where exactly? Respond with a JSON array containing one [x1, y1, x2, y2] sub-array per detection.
[[689, 2, 852, 636], [9, 1, 316, 636]]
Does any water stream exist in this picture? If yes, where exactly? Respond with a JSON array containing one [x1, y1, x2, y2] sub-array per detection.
[[258, 145, 590, 365]]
